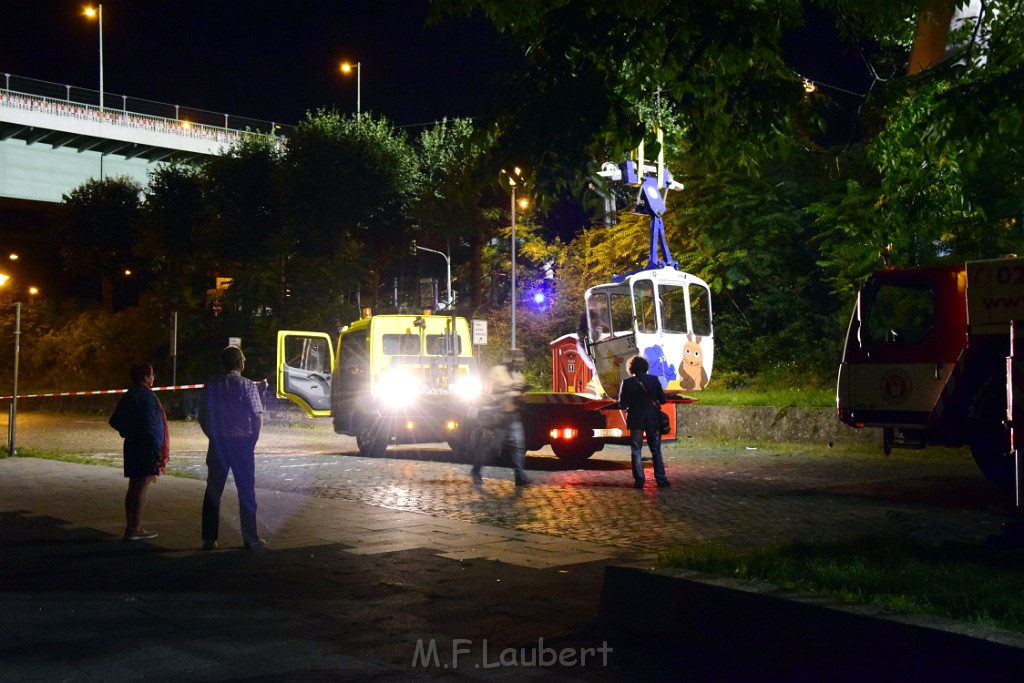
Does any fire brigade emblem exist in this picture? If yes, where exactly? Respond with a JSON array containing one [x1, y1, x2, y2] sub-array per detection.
[[880, 369, 912, 404]]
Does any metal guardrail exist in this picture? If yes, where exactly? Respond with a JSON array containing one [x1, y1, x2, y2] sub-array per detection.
[[0, 71, 295, 138]]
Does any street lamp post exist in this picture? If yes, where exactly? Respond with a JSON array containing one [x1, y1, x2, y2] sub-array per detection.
[[84, 5, 104, 112], [500, 168, 526, 350], [414, 243, 452, 310], [1, 302, 20, 456], [340, 61, 361, 118]]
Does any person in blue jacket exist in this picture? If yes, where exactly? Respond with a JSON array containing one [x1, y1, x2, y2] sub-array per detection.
[[109, 362, 169, 541], [617, 355, 671, 489]]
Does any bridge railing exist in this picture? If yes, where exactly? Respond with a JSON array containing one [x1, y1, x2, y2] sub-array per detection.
[[1, 72, 294, 145]]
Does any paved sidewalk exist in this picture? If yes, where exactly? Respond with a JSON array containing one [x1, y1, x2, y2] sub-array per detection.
[[0, 457, 649, 682]]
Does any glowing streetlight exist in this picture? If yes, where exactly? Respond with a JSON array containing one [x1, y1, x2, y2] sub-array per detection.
[[83, 5, 104, 112], [499, 167, 527, 350], [340, 61, 361, 118]]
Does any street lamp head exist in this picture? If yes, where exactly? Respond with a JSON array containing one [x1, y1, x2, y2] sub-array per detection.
[[84, 6, 99, 19], [338, 61, 361, 117]]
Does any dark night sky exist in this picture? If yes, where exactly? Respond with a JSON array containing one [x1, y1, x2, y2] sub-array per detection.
[[2, 1, 519, 129]]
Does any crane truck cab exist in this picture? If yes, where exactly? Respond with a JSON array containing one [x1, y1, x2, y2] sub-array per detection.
[[837, 258, 1024, 493], [277, 314, 481, 458]]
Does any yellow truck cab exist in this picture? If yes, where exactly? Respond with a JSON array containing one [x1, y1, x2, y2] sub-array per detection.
[[277, 314, 481, 457]]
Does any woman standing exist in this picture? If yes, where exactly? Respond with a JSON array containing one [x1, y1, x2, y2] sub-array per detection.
[[109, 362, 169, 540], [617, 355, 672, 489]]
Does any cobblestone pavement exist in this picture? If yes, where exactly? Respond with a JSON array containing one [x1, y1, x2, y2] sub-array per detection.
[[9, 412, 1012, 554]]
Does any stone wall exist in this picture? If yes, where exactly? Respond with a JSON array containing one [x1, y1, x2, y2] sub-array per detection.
[[678, 405, 880, 446]]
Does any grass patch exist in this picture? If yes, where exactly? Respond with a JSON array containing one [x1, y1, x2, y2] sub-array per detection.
[[7, 447, 118, 467], [694, 387, 835, 408], [659, 537, 1024, 633]]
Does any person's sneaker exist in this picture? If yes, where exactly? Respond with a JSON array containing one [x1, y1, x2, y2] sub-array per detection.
[[515, 477, 530, 487], [201, 539, 219, 551], [633, 481, 645, 489], [657, 480, 672, 488], [125, 529, 158, 541], [245, 538, 267, 550], [471, 471, 483, 485]]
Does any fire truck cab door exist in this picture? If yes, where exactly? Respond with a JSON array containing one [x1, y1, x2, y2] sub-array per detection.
[[276, 330, 335, 418], [838, 267, 965, 426]]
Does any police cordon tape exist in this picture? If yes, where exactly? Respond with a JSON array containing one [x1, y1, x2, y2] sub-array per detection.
[[0, 380, 268, 401], [0, 384, 207, 400]]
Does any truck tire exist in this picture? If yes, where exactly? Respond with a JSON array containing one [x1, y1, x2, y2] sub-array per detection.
[[356, 412, 390, 458], [551, 438, 597, 463], [459, 424, 498, 462], [969, 380, 1014, 495]]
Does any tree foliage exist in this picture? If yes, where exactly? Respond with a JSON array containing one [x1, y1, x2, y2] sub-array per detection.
[[32, 1, 1024, 399], [57, 177, 142, 314]]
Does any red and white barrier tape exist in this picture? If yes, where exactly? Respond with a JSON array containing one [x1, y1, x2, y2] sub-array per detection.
[[0, 383, 209, 400], [0, 378, 269, 401]]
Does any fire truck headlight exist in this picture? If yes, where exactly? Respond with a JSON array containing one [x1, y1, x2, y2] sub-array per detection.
[[378, 370, 418, 406], [452, 376, 482, 400]]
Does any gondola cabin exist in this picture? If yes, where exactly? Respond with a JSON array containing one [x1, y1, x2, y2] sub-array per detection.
[[582, 267, 714, 399]]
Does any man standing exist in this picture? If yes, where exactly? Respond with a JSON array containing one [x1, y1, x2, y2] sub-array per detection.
[[617, 355, 672, 489], [198, 346, 265, 550], [471, 348, 530, 486]]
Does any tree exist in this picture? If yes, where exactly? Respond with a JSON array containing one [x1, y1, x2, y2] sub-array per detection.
[[414, 118, 501, 308], [433, 0, 810, 189], [282, 111, 421, 314], [862, 0, 1024, 267], [138, 163, 208, 314], [57, 177, 142, 314], [202, 136, 289, 326]]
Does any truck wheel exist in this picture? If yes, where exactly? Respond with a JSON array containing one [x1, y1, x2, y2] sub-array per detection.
[[356, 413, 390, 458], [969, 381, 1013, 495], [551, 438, 596, 463]]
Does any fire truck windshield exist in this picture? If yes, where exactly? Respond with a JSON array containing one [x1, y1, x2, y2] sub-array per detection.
[[862, 283, 935, 346]]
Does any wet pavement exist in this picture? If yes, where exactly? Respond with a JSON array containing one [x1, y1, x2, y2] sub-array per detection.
[[0, 412, 1017, 681]]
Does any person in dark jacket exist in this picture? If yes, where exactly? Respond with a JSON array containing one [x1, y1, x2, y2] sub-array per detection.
[[617, 355, 671, 489], [109, 362, 169, 541]]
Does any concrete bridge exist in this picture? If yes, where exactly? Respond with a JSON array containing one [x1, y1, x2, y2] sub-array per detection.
[[0, 73, 288, 204]]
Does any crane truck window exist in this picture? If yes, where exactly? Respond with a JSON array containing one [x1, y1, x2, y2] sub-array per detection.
[[382, 334, 421, 355], [283, 336, 329, 373], [426, 334, 463, 355], [863, 284, 935, 346]]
